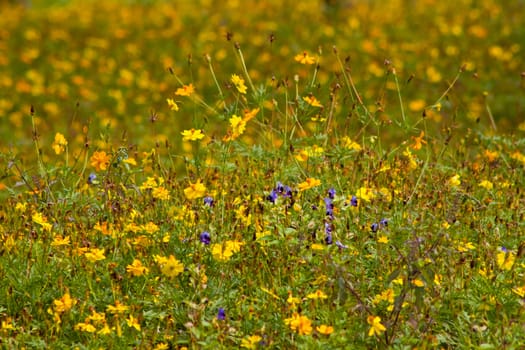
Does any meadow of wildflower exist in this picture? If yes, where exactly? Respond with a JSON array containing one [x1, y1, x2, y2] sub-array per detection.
[[1, 0, 524, 349]]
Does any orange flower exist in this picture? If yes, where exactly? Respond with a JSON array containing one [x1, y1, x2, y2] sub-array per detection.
[[90, 151, 111, 171], [411, 131, 427, 150], [294, 51, 316, 64], [175, 83, 194, 96]]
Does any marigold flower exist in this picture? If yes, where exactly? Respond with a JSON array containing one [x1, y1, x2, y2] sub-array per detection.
[[231, 74, 247, 94], [367, 315, 386, 337], [52, 132, 68, 155], [175, 83, 194, 96], [294, 51, 316, 64], [181, 128, 205, 141], [90, 151, 111, 172]]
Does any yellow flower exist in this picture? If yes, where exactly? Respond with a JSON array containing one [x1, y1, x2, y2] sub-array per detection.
[[107, 300, 129, 315], [175, 83, 194, 96], [181, 128, 205, 141], [52, 132, 68, 155], [231, 74, 247, 94], [154, 343, 169, 350], [32, 212, 52, 232], [316, 324, 334, 335], [212, 242, 234, 261], [284, 313, 313, 335], [377, 235, 389, 243], [184, 180, 207, 200], [74, 322, 96, 333], [51, 235, 70, 247], [53, 292, 76, 313], [479, 180, 493, 190], [240, 335, 262, 349], [126, 259, 149, 277], [294, 51, 316, 64], [341, 136, 362, 151], [411, 131, 427, 150], [84, 248, 106, 262], [160, 255, 184, 278], [512, 285, 525, 298], [448, 174, 461, 187], [298, 177, 321, 191], [306, 290, 328, 300], [367, 315, 386, 337], [90, 151, 111, 172], [496, 248, 515, 271], [303, 95, 323, 107], [152, 186, 170, 200], [412, 278, 425, 287], [356, 186, 375, 202], [126, 315, 141, 331], [166, 98, 179, 111]]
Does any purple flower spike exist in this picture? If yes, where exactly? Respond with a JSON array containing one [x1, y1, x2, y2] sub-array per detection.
[[325, 233, 333, 245], [371, 223, 379, 232], [267, 189, 278, 203], [380, 218, 388, 227], [217, 307, 226, 320], [328, 188, 336, 199], [350, 195, 358, 207], [200, 231, 211, 245]]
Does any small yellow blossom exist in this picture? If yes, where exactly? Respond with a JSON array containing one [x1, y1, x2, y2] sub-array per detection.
[[316, 324, 334, 335], [184, 180, 207, 200], [411, 131, 427, 150], [294, 51, 316, 64], [306, 290, 328, 300], [496, 248, 515, 271], [75, 322, 96, 333], [53, 292, 76, 313], [377, 235, 389, 244], [241, 335, 262, 349], [160, 255, 184, 278], [479, 180, 493, 190], [106, 300, 129, 315], [298, 177, 321, 191], [284, 313, 313, 335], [181, 128, 205, 141], [311, 243, 324, 251], [126, 259, 149, 277], [303, 95, 323, 107], [231, 74, 247, 94], [126, 315, 141, 331], [52, 132, 68, 155], [152, 186, 170, 200], [367, 315, 386, 337], [448, 174, 461, 187], [355, 186, 375, 202], [412, 278, 425, 287], [175, 83, 194, 96], [166, 98, 179, 111], [341, 136, 362, 151], [51, 235, 70, 247], [84, 248, 106, 262], [512, 285, 525, 298]]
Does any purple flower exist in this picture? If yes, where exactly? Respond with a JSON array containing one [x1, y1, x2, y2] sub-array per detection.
[[328, 188, 336, 199], [324, 197, 334, 217], [380, 218, 388, 227], [267, 189, 278, 203], [217, 307, 226, 320], [204, 196, 214, 207], [325, 233, 333, 245], [200, 231, 211, 245], [371, 223, 379, 232], [87, 173, 97, 185], [350, 195, 358, 207], [283, 185, 293, 198]]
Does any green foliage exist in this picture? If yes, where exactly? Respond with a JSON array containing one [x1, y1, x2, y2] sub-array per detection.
[[1, 0, 525, 349]]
